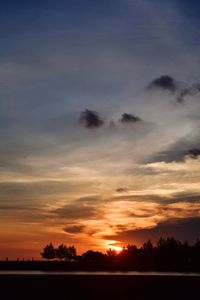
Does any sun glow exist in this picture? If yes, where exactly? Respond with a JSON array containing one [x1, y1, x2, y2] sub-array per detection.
[[106, 241, 123, 252], [109, 245, 122, 252]]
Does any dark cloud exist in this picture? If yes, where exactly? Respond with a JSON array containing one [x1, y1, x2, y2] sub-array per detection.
[[0, 181, 86, 202], [103, 217, 200, 245], [79, 109, 104, 128], [177, 88, 190, 103], [129, 212, 155, 218], [148, 75, 177, 93], [112, 194, 169, 203], [54, 203, 98, 219], [177, 83, 200, 103], [113, 191, 200, 205], [169, 191, 200, 203], [63, 224, 85, 234], [149, 146, 200, 164], [54, 196, 104, 221], [149, 150, 182, 163], [116, 187, 127, 193], [0, 205, 54, 223], [148, 131, 200, 163], [113, 192, 200, 204], [147, 75, 200, 103], [120, 113, 141, 123], [188, 148, 200, 159]]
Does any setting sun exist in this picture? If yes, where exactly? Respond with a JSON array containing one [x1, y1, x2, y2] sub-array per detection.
[[106, 241, 123, 252], [109, 245, 122, 252]]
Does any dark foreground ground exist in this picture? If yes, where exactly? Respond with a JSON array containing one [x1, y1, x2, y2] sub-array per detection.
[[0, 275, 200, 300]]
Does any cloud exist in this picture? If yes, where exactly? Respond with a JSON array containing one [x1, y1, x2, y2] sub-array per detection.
[[79, 109, 104, 129], [54, 203, 99, 220], [187, 148, 200, 159], [172, 192, 200, 203], [0, 204, 54, 223], [146, 127, 200, 163], [147, 75, 200, 103], [177, 88, 190, 103], [113, 192, 200, 204], [0, 180, 87, 203], [177, 83, 200, 103], [119, 113, 141, 124], [116, 187, 128, 193], [63, 224, 85, 234], [103, 217, 200, 245], [149, 140, 200, 163], [148, 75, 177, 93], [71, 195, 103, 205]]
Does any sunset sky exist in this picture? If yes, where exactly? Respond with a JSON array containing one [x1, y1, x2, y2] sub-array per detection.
[[1, 0, 200, 259]]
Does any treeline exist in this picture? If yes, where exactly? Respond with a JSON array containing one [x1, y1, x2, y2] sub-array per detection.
[[40, 237, 200, 271], [41, 244, 76, 261]]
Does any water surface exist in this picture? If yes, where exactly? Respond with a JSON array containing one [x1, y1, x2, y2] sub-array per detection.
[[0, 270, 200, 276]]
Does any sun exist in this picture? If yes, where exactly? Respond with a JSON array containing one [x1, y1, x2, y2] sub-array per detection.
[[106, 240, 123, 253], [109, 245, 122, 252]]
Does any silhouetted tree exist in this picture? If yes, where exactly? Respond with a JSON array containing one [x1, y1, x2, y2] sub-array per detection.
[[117, 244, 139, 269], [41, 243, 55, 260], [82, 250, 106, 265], [56, 244, 68, 261], [157, 237, 181, 251], [142, 240, 153, 252], [106, 248, 117, 258], [106, 249, 117, 265], [157, 237, 166, 250], [39, 236, 200, 271], [193, 239, 200, 255], [66, 246, 77, 261]]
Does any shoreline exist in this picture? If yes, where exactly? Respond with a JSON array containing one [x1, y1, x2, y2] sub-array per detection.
[[1, 270, 200, 276]]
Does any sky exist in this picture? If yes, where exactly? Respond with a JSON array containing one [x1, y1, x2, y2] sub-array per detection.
[[1, 0, 200, 259]]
